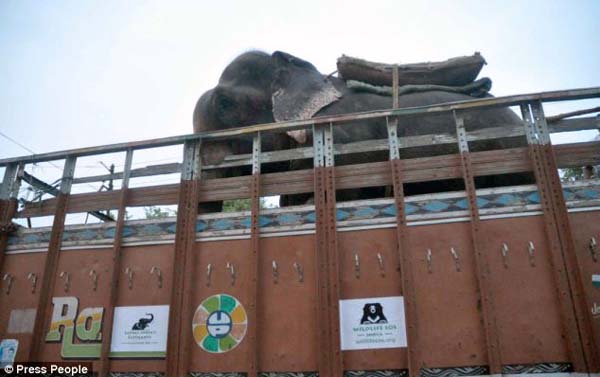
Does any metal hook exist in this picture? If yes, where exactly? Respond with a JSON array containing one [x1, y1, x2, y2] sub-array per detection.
[[426, 249, 433, 273], [27, 272, 37, 294], [226, 262, 236, 286], [125, 267, 133, 289], [354, 253, 360, 279], [450, 247, 461, 272], [206, 264, 212, 287], [528, 241, 536, 267], [89, 269, 98, 291], [293, 262, 304, 283], [501, 243, 509, 269], [377, 253, 385, 277], [3, 273, 14, 295], [59, 271, 70, 292], [150, 266, 163, 289], [590, 237, 597, 262], [272, 261, 279, 284]]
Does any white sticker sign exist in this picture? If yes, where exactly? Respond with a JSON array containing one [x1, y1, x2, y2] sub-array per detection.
[[0, 339, 18, 368], [339, 296, 407, 350], [110, 305, 169, 358]]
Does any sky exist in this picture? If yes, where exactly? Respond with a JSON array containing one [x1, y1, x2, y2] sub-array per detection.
[[0, 0, 599, 222]]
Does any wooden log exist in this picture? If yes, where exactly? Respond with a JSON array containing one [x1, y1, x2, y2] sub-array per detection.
[[337, 53, 487, 87]]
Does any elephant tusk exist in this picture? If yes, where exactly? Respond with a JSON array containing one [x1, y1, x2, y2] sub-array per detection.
[[287, 130, 307, 144]]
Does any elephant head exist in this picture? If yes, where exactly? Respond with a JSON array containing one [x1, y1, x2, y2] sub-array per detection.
[[193, 50, 343, 160]]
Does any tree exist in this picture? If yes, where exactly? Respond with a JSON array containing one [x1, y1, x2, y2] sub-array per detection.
[[143, 206, 177, 219]]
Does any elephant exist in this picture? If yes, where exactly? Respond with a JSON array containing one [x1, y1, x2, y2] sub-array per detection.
[[193, 50, 529, 208], [132, 313, 154, 330]]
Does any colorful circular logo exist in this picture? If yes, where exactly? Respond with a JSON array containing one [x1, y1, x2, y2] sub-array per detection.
[[192, 294, 247, 353]]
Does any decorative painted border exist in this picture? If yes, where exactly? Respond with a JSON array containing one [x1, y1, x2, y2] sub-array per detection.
[[7, 181, 600, 251], [94, 364, 576, 377], [421, 366, 488, 377], [346, 371, 408, 377], [501, 363, 573, 374]]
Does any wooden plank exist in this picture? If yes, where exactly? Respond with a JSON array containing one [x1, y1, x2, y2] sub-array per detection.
[[14, 142, 600, 219], [98, 149, 133, 377], [2, 87, 598, 167], [454, 112, 502, 373], [28, 156, 76, 361]]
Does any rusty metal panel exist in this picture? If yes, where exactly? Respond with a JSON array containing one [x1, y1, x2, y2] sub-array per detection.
[[0, 252, 46, 362], [567, 211, 600, 373], [408, 221, 487, 368], [186, 238, 258, 372], [36, 249, 113, 368], [480, 216, 569, 364], [337, 228, 406, 371]]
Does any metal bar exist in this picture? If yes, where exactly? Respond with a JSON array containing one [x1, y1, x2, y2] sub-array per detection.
[[22, 171, 114, 222], [28, 156, 77, 361], [176, 139, 202, 376], [454, 112, 502, 373], [313, 124, 331, 377], [2, 87, 599, 166], [166, 140, 200, 377], [0, 163, 22, 311], [247, 132, 261, 377], [531, 102, 600, 371], [520, 104, 588, 371], [388, 65, 421, 377], [323, 123, 343, 377], [98, 149, 133, 377]]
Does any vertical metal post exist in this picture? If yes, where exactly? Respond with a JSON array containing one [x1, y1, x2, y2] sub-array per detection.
[[453, 112, 502, 374], [533, 102, 600, 371], [313, 124, 332, 377], [247, 132, 261, 377], [167, 140, 201, 377], [29, 156, 77, 361], [0, 163, 21, 275], [98, 149, 133, 377], [387, 65, 421, 377], [323, 123, 343, 377], [524, 102, 600, 372], [520, 104, 587, 371]]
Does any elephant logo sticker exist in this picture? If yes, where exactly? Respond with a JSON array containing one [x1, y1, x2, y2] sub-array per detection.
[[131, 313, 154, 330], [192, 294, 247, 353]]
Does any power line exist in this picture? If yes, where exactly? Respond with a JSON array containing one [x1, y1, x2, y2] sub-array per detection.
[[0, 130, 37, 155]]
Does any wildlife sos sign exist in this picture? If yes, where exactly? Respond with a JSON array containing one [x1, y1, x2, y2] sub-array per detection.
[[339, 296, 407, 350], [110, 305, 169, 358]]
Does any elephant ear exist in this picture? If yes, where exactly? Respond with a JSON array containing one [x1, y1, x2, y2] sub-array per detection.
[[271, 51, 342, 123]]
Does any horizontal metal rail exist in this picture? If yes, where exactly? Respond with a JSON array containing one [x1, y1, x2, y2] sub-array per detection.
[[38, 116, 600, 185], [1, 87, 598, 166]]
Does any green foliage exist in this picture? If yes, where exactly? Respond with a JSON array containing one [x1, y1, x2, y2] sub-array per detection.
[[222, 198, 277, 212], [561, 167, 584, 183], [143, 206, 177, 219]]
